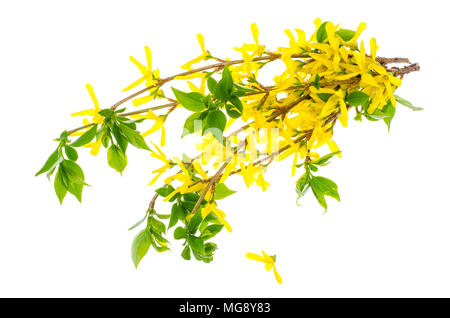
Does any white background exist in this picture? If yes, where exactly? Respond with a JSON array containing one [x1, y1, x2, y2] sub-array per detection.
[[0, 0, 449, 297]]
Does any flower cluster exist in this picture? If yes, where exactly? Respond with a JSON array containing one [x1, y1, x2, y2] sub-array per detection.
[[36, 20, 419, 284]]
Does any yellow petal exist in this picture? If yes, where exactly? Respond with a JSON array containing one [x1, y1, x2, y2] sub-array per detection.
[[144, 46, 152, 71], [85, 83, 99, 109], [338, 99, 348, 128], [196, 34, 206, 54], [370, 38, 378, 61], [122, 76, 146, 92], [71, 109, 96, 117], [273, 266, 283, 284], [193, 160, 208, 179], [250, 23, 259, 45], [129, 55, 148, 75], [245, 252, 268, 263]]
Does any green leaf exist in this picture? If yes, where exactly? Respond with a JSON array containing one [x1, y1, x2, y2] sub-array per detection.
[[128, 214, 147, 231], [233, 83, 256, 96], [213, 81, 229, 101], [156, 213, 171, 219], [394, 95, 423, 111], [226, 96, 243, 118], [149, 216, 166, 234], [187, 236, 205, 254], [59, 131, 69, 141], [68, 181, 83, 202], [54, 165, 68, 205], [335, 29, 355, 41], [98, 109, 114, 118], [187, 209, 203, 234], [310, 176, 340, 210], [70, 124, 98, 147], [101, 134, 110, 148], [155, 185, 175, 197], [295, 173, 310, 197], [131, 230, 152, 268], [318, 93, 333, 102], [207, 77, 218, 93], [312, 74, 321, 90], [35, 150, 59, 176], [169, 204, 179, 229], [181, 111, 205, 138], [107, 145, 127, 174], [183, 193, 200, 202], [181, 245, 191, 260], [221, 66, 233, 92], [118, 123, 150, 151], [204, 110, 227, 137], [111, 124, 128, 153], [316, 22, 329, 43], [61, 160, 85, 185], [200, 224, 223, 240], [64, 146, 78, 161], [174, 227, 187, 240], [382, 102, 396, 130], [214, 183, 236, 200], [150, 235, 169, 253], [171, 87, 205, 112], [204, 242, 217, 256], [346, 91, 370, 106], [311, 151, 341, 166]]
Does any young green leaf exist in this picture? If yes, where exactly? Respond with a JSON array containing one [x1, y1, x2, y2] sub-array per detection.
[[221, 66, 233, 92], [181, 245, 191, 260], [394, 95, 423, 111], [54, 165, 68, 205], [131, 230, 152, 268], [128, 214, 148, 231], [174, 227, 187, 240], [68, 181, 83, 202], [107, 145, 127, 174], [64, 146, 78, 161], [118, 123, 150, 151], [171, 87, 205, 112], [346, 91, 370, 106], [98, 109, 114, 118], [311, 151, 341, 166], [205, 110, 227, 136], [187, 236, 205, 254], [318, 93, 333, 102], [70, 124, 98, 147], [187, 209, 203, 234], [111, 124, 128, 153], [316, 22, 329, 43], [382, 101, 396, 131], [181, 111, 205, 137], [310, 176, 340, 210], [214, 183, 236, 200], [200, 224, 223, 240], [61, 160, 86, 185], [101, 134, 110, 148], [168, 203, 180, 229], [335, 29, 355, 41], [155, 185, 175, 197], [149, 216, 166, 234], [295, 172, 310, 197], [35, 150, 59, 176], [226, 96, 243, 118], [213, 81, 229, 101], [207, 77, 218, 93], [312, 74, 321, 90]]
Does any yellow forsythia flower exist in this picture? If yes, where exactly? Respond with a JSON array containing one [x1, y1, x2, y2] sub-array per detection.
[[246, 250, 282, 284]]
